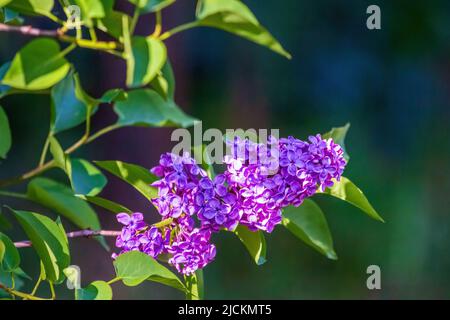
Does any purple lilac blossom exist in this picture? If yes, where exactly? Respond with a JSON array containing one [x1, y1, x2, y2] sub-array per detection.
[[113, 212, 165, 259], [167, 228, 216, 275], [113, 134, 346, 275]]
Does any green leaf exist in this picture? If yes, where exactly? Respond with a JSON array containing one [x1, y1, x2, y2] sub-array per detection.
[[126, 36, 167, 87], [0, 1, 13, 8], [96, 10, 127, 40], [129, 0, 176, 13], [98, 88, 127, 104], [196, 0, 291, 59], [12, 267, 31, 280], [10, 209, 70, 283], [0, 105, 11, 159], [1, 8, 23, 25], [76, 195, 132, 214], [71, 0, 105, 27], [234, 225, 266, 265], [49, 137, 106, 196], [77, 280, 112, 300], [2, 38, 70, 90], [95, 160, 157, 201], [69, 158, 107, 196], [185, 270, 203, 300], [114, 89, 197, 128], [150, 60, 175, 100], [0, 209, 12, 230], [114, 251, 182, 287], [0, 240, 4, 265], [322, 176, 384, 222], [5, 0, 54, 16], [50, 71, 96, 133], [0, 232, 20, 271], [27, 177, 102, 231], [0, 62, 12, 98], [282, 199, 337, 260], [49, 136, 66, 169], [323, 123, 350, 161]]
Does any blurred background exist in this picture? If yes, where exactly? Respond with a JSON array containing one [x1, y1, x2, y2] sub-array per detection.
[[1, 0, 450, 299]]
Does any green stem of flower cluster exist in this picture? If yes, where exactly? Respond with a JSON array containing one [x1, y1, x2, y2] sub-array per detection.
[[159, 21, 200, 40], [0, 282, 51, 300]]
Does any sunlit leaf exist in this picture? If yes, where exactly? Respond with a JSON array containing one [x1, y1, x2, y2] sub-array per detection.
[[196, 0, 291, 59], [10, 209, 70, 283], [69, 158, 107, 196], [114, 251, 183, 287], [282, 199, 337, 260], [71, 0, 105, 27], [0, 105, 11, 159], [234, 225, 266, 265], [129, 0, 176, 13], [323, 123, 350, 161], [95, 160, 158, 201], [5, 0, 54, 16], [126, 36, 167, 88], [2, 39, 70, 90], [76, 195, 132, 214], [114, 89, 197, 128], [323, 176, 384, 222], [0, 232, 20, 271], [27, 177, 102, 231], [77, 280, 112, 300]]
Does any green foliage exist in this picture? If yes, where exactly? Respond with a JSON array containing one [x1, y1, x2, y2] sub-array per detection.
[[196, 0, 291, 59], [126, 36, 167, 87], [77, 195, 132, 214], [322, 177, 384, 222], [114, 251, 184, 288], [0, 1, 382, 300], [323, 123, 351, 161], [95, 160, 158, 201], [0, 232, 20, 271], [0, 1, 13, 9], [234, 225, 266, 265], [10, 209, 70, 283], [150, 60, 175, 100], [282, 199, 337, 260], [185, 270, 203, 300], [71, 0, 105, 27], [130, 0, 176, 13], [114, 89, 198, 128], [0, 106, 11, 159], [27, 177, 102, 231], [2, 39, 70, 90], [77, 280, 112, 300], [50, 72, 95, 134], [4, 0, 54, 16], [68, 158, 107, 196]]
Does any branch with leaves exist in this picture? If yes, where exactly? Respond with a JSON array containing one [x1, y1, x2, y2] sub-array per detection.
[[0, 0, 381, 301]]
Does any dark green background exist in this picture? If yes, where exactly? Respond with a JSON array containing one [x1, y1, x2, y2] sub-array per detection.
[[1, 0, 449, 299]]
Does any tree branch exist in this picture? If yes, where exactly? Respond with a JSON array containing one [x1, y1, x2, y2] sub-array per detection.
[[13, 218, 174, 248], [0, 23, 123, 51], [14, 230, 122, 248]]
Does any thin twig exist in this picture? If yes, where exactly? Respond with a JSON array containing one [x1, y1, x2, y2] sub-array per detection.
[[0, 23, 123, 51], [13, 218, 174, 248], [14, 230, 122, 248]]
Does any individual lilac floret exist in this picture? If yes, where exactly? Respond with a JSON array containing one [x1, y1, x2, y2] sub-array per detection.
[[167, 228, 216, 275]]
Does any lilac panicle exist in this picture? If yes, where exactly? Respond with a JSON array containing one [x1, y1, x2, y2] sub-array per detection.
[[113, 134, 347, 275]]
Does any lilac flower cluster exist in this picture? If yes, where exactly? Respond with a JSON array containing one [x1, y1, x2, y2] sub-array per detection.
[[113, 134, 346, 275], [113, 212, 165, 259]]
